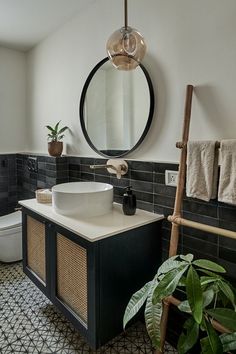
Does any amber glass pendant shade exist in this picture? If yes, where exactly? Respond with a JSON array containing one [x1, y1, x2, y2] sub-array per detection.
[[106, 0, 146, 70], [106, 26, 146, 70]]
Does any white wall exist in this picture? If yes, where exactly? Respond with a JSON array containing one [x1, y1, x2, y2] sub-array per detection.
[[26, 0, 236, 162], [0, 46, 26, 153]]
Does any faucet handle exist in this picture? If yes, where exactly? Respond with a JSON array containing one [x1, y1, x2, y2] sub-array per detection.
[[107, 159, 128, 179]]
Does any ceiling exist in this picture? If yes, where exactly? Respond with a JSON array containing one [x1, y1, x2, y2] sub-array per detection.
[[0, 0, 97, 51]]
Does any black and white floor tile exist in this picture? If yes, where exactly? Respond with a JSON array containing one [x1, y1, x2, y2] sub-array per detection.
[[0, 262, 177, 353]]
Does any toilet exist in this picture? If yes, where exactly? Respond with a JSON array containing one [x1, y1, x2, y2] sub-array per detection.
[[0, 211, 22, 262]]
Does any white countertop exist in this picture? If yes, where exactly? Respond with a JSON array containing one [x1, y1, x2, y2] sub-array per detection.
[[19, 199, 164, 242]]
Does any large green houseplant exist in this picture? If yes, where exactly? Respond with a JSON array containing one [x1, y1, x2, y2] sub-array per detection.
[[124, 254, 236, 353], [46, 120, 69, 157]]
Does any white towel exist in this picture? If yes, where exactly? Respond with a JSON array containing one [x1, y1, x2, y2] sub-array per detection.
[[218, 140, 236, 205], [186, 141, 218, 201]]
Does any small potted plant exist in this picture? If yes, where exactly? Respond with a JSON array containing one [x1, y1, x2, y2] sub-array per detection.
[[46, 121, 69, 157], [124, 254, 236, 353]]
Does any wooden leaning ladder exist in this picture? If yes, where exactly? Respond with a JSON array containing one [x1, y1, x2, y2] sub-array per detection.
[[157, 85, 236, 354]]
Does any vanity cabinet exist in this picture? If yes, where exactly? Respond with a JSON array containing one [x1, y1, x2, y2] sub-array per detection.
[[21, 202, 163, 349]]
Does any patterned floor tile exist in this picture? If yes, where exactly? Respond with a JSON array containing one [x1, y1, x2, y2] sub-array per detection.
[[0, 262, 177, 353]]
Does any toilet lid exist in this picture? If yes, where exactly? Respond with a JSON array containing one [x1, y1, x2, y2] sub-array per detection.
[[0, 211, 22, 231]]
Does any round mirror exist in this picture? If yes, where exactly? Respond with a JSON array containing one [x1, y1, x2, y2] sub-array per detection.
[[79, 57, 154, 158]]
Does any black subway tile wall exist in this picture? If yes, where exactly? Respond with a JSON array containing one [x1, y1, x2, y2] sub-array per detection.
[[0, 154, 17, 215], [16, 154, 68, 201], [1, 153, 232, 281], [0, 152, 233, 278]]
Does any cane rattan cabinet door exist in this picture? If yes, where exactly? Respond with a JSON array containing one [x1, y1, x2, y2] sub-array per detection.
[[26, 215, 46, 283], [56, 233, 88, 325], [22, 211, 50, 297]]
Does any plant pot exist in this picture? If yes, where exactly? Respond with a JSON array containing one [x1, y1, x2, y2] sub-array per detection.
[[48, 141, 63, 157]]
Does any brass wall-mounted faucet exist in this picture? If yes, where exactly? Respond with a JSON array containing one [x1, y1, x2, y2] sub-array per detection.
[[90, 159, 128, 179]]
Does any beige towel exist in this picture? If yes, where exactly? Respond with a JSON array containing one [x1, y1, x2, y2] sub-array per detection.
[[218, 140, 236, 205], [186, 141, 218, 201]]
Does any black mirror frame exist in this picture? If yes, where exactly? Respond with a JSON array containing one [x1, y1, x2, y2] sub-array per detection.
[[79, 57, 155, 158]]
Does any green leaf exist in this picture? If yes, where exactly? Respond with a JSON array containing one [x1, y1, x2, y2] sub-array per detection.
[[153, 264, 189, 304], [178, 299, 191, 313], [197, 268, 223, 277], [193, 259, 226, 273], [46, 125, 54, 132], [123, 281, 151, 329], [202, 288, 215, 308], [220, 332, 236, 352], [157, 255, 181, 277], [218, 289, 231, 307], [201, 337, 211, 353], [144, 280, 162, 349], [178, 275, 187, 287], [200, 276, 220, 286], [58, 126, 68, 134], [177, 317, 199, 354], [218, 280, 236, 309], [180, 254, 194, 262], [207, 308, 236, 331], [200, 336, 223, 354], [186, 266, 203, 324], [54, 121, 61, 133], [201, 319, 223, 354], [178, 289, 215, 314]]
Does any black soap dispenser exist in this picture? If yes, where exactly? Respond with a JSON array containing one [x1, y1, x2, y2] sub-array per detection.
[[122, 186, 136, 215]]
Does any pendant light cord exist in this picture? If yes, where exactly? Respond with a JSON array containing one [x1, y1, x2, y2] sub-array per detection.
[[124, 0, 128, 29]]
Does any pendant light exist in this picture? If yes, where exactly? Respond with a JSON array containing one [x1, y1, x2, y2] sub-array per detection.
[[106, 0, 146, 70]]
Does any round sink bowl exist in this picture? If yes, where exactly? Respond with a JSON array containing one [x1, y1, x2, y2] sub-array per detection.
[[52, 182, 113, 218]]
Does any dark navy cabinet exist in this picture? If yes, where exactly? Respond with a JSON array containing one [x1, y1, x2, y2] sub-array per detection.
[[22, 206, 162, 349]]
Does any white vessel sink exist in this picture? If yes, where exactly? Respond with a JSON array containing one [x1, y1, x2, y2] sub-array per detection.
[[52, 182, 113, 218]]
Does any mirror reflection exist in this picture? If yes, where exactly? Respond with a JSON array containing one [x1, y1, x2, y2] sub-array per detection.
[[80, 58, 154, 157]]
